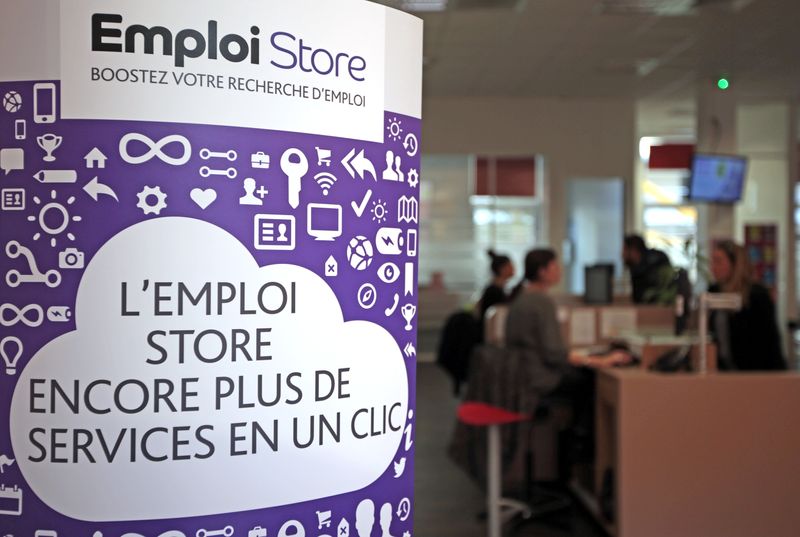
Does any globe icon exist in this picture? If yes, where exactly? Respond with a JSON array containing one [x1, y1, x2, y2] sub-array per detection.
[[3, 91, 22, 113], [347, 236, 374, 271]]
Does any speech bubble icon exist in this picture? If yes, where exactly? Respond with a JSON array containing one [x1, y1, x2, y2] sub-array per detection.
[[0, 148, 24, 175]]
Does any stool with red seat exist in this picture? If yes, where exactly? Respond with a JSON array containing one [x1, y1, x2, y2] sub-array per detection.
[[458, 402, 534, 537]]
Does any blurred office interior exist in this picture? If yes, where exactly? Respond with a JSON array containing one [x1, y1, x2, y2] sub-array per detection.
[[372, 1, 800, 536]]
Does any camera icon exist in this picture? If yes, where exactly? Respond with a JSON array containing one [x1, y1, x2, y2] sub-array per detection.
[[58, 248, 85, 270]]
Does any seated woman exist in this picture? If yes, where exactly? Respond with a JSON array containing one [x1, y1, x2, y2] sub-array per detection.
[[505, 248, 630, 383], [477, 250, 515, 326], [505, 249, 629, 463], [709, 240, 786, 371], [475, 250, 514, 343]]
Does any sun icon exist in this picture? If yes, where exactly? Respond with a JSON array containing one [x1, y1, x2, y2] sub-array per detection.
[[371, 199, 388, 224], [387, 116, 403, 142], [27, 189, 81, 248]]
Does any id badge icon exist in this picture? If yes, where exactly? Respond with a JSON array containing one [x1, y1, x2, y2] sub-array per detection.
[[254, 214, 295, 251]]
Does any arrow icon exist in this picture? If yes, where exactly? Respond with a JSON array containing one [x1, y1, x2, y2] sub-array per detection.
[[403, 342, 416, 358], [83, 176, 119, 202], [342, 148, 377, 181]]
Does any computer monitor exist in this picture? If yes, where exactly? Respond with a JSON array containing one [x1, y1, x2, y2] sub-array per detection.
[[584, 263, 614, 304], [307, 203, 342, 241], [688, 153, 747, 204]]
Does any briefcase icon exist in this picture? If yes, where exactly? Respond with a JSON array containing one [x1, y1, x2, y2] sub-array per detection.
[[251, 152, 270, 169], [248, 526, 267, 537]]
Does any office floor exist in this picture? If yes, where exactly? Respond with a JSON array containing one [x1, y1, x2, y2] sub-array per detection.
[[413, 363, 606, 537]]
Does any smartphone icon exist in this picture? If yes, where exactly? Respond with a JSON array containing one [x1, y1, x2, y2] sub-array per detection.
[[14, 119, 26, 140], [406, 229, 418, 257], [33, 82, 57, 124]]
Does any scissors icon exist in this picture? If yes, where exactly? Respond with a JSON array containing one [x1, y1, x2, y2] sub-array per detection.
[[5, 241, 61, 288]]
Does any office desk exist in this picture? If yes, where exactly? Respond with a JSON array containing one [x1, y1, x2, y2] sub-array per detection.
[[553, 298, 676, 347], [579, 369, 800, 537], [621, 331, 717, 371]]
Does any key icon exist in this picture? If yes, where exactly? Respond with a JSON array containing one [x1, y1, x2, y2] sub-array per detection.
[[280, 148, 309, 209]]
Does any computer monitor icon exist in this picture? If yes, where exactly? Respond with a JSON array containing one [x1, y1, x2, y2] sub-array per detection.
[[307, 203, 342, 241]]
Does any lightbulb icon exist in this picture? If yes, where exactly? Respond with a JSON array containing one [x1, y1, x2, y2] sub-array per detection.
[[0, 336, 23, 375]]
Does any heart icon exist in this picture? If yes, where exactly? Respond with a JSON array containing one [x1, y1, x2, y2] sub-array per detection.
[[190, 188, 217, 210]]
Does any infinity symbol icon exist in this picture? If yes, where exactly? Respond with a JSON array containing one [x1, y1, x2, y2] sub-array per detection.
[[119, 133, 192, 166], [0, 304, 44, 328]]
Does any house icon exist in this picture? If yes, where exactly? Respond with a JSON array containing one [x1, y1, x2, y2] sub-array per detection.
[[84, 147, 107, 169]]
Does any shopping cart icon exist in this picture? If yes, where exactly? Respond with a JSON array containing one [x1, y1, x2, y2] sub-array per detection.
[[316, 147, 331, 167], [316, 510, 332, 530]]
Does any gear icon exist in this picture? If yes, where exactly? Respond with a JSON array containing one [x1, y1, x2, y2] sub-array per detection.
[[408, 168, 419, 188], [136, 186, 168, 216]]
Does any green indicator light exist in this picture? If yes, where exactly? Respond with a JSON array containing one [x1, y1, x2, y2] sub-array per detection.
[[717, 78, 730, 90]]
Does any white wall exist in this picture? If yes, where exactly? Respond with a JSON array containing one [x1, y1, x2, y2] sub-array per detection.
[[567, 179, 625, 293], [417, 155, 477, 292], [421, 96, 637, 276]]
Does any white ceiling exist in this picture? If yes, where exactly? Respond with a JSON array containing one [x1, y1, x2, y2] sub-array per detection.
[[376, 0, 800, 101]]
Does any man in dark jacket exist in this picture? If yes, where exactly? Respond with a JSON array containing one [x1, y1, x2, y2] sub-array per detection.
[[622, 234, 672, 304]]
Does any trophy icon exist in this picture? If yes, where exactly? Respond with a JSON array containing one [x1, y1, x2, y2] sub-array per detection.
[[401, 303, 417, 332], [37, 133, 62, 162]]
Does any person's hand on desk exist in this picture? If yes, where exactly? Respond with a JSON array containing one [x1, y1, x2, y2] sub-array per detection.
[[569, 349, 633, 369]]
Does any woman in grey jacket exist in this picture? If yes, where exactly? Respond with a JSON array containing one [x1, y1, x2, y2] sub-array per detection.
[[506, 249, 629, 464], [506, 248, 629, 377]]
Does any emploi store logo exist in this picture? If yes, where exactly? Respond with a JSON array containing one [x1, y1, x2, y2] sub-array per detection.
[[90, 13, 370, 80], [60, 0, 387, 142]]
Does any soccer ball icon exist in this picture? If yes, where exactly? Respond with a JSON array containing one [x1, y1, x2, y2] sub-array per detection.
[[3, 91, 22, 113], [347, 235, 374, 271]]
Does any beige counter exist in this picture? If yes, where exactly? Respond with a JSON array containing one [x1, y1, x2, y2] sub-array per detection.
[[583, 369, 800, 537]]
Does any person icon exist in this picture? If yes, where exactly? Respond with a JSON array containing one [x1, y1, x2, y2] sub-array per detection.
[[382, 151, 398, 181], [394, 155, 404, 183], [355, 499, 375, 537], [379, 503, 396, 537], [239, 177, 263, 206], [277, 223, 289, 242]]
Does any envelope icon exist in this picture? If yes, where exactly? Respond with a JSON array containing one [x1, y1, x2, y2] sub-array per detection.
[[251, 152, 270, 169]]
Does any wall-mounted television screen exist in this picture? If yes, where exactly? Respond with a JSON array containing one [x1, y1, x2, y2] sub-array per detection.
[[687, 153, 748, 204]]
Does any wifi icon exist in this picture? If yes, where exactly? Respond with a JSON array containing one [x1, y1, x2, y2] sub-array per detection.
[[314, 172, 338, 196]]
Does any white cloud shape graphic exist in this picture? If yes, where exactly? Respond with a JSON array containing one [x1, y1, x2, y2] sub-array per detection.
[[10, 217, 408, 522]]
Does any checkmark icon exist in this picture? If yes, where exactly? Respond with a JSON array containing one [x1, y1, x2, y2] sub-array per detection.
[[351, 189, 373, 217]]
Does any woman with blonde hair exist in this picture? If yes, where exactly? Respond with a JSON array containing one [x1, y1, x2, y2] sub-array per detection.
[[709, 240, 785, 370]]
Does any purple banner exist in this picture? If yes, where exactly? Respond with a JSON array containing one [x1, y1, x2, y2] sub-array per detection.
[[0, 80, 419, 537]]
